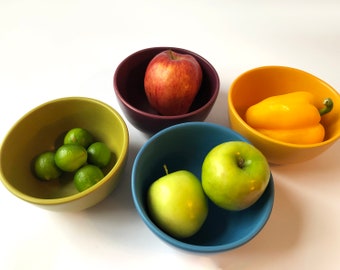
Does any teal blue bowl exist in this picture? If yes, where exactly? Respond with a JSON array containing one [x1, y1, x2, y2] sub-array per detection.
[[131, 122, 274, 253]]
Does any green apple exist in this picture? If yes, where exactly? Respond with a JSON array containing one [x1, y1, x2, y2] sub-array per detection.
[[147, 168, 208, 238], [201, 141, 270, 211]]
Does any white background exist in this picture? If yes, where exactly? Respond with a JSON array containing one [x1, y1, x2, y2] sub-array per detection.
[[1, 1, 340, 269]]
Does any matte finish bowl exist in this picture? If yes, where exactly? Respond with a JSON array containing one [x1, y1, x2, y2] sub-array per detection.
[[132, 122, 274, 253], [228, 66, 340, 165], [0, 97, 129, 211], [113, 47, 220, 135]]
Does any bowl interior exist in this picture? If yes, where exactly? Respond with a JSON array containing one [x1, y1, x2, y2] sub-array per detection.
[[132, 122, 274, 252], [114, 47, 219, 118], [0, 97, 129, 201], [229, 66, 340, 142]]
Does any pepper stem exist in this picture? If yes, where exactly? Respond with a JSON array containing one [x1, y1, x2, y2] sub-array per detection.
[[319, 98, 333, 116]]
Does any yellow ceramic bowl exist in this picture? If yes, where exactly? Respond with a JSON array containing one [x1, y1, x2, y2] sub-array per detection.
[[0, 97, 129, 211], [228, 66, 340, 165]]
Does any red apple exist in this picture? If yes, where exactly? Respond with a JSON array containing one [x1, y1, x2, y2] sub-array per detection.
[[144, 50, 202, 116]]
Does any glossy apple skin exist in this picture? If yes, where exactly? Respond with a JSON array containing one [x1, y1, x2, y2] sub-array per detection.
[[147, 170, 208, 238], [144, 50, 202, 116], [201, 141, 270, 211]]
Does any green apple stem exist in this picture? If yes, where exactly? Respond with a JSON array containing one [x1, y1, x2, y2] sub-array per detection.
[[163, 164, 169, 175], [236, 154, 245, 169]]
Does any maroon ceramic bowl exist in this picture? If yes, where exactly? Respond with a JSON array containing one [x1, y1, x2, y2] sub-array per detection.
[[113, 47, 220, 135]]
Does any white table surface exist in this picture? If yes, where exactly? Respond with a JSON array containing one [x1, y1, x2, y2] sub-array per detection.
[[1, 1, 339, 269]]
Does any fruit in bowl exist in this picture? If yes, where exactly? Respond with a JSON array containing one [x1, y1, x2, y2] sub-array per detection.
[[147, 140, 270, 239], [113, 47, 220, 134], [228, 65, 340, 164], [201, 141, 270, 211], [147, 167, 208, 238], [245, 91, 334, 145], [144, 50, 203, 116], [33, 127, 114, 193], [132, 122, 274, 252], [0, 97, 129, 211]]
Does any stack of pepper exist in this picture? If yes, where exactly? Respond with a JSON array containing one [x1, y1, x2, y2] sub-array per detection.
[[245, 91, 333, 144]]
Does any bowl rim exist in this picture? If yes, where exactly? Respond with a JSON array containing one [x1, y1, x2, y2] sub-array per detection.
[[0, 96, 129, 205], [113, 46, 220, 120], [228, 65, 340, 149], [131, 121, 275, 253]]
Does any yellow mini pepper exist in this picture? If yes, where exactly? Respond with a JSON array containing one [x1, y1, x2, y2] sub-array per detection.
[[245, 91, 333, 144]]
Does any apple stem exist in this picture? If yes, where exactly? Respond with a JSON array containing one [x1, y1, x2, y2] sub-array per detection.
[[168, 50, 177, 60], [163, 164, 169, 175], [236, 155, 245, 169]]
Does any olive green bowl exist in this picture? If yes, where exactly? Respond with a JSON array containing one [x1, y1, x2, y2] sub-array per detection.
[[0, 97, 129, 211]]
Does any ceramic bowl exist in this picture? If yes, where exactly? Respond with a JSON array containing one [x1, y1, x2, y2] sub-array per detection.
[[0, 97, 129, 211], [131, 122, 274, 253], [113, 47, 220, 135], [228, 66, 340, 165]]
